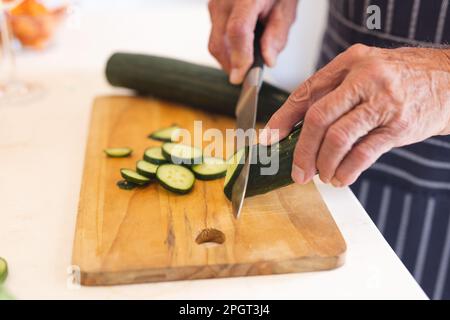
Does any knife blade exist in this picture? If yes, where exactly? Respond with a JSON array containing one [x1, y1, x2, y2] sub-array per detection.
[[231, 22, 265, 219]]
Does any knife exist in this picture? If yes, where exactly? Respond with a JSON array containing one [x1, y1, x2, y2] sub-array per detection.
[[231, 22, 265, 219]]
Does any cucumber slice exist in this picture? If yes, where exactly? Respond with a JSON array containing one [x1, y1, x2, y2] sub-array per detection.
[[144, 146, 168, 165], [148, 125, 181, 142], [104, 147, 132, 158], [223, 148, 246, 198], [162, 143, 202, 166], [117, 179, 138, 190], [156, 164, 195, 194], [0, 257, 8, 284], [191, 157, 228, 180], [136, 160, 159, 178], [120, 169, 150, 185]]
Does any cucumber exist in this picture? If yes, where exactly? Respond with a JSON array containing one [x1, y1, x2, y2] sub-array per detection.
[[104, 147, 132, 158], [191, 157, 228, 180], [136, 160, 158, 178], [144, 146, 168, 165], [223, 148, 246, 194], [105, 53, 289, 123], [117, 179, 138, 190], [162, 143, 202, 166], [120, 169, 150, 185], [0, 257, 7, 284], [224, 127, 302, 200], [148, 125, 181, 142], [156, 164, 195, 194]]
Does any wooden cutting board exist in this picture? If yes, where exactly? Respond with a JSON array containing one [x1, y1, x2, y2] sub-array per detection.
[[72, 96, 346, 286]]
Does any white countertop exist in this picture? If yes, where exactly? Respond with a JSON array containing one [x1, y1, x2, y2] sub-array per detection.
[[0, 0, 427, 299]]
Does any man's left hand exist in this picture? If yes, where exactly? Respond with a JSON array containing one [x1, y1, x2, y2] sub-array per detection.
[[261, 44, 450, 187]]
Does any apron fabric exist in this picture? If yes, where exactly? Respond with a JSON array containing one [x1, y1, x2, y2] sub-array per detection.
[[318, 0, 450, 299]]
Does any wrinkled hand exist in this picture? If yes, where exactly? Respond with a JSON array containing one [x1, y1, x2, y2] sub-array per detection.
[[208, 0, 298, 84], [262, 44, 450, 187]]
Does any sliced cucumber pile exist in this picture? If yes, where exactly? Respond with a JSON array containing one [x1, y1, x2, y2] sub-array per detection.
[[162, 143, 202, 165], [157, 164, 195, 194], [0, 257, 8, 284], [120, 169, 150, 185], [148, 125, 181, 142], [107, 125, 230, 196], [104, 147, 132, 158], [144, 146, 168, 165], [136, 160, 158, 178], [192, 157, 228, 180]]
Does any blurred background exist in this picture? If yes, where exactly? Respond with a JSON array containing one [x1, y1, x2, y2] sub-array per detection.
[[0, 0, 328, 92]]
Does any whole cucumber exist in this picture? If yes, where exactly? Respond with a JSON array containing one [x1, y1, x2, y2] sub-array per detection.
[[105, 53, 290, 123]]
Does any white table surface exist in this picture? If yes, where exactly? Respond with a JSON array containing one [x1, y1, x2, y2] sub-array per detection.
[[0, 0, 427, 299]]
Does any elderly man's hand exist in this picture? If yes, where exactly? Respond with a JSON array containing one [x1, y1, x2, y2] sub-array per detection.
[[207, 0, 298, 84], [262, 44, 450, 187]]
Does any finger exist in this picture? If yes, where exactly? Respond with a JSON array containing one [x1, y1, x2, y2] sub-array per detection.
[[263, 48, 357, 144], [261, 0, 298, 67], [208, 1, 232, 72], [332, 129, 395, 186], [291, 78, 362, 185], [226, 0, 262, 84], [316, 103, 380, 183]]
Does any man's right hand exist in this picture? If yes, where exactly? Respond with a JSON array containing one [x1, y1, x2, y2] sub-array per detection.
[[208, 0, 298, 84]]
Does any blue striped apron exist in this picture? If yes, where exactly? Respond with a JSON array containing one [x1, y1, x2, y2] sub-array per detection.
[[317, 0, 450, 299]]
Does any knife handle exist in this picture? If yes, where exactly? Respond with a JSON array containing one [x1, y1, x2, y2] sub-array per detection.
[[251, 21, 264, 69]]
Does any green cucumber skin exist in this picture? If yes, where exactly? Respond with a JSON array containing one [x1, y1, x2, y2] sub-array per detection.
[[106, 53, 289, 123], [224, 128, 301, 200], [136, 167, 157, 179], [143, 152, 169, 165], [148, 135, 171, 142], [120, 169, 150, 185], [158, 180, 194, 195]]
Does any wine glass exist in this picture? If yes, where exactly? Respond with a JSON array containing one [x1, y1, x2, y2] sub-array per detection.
[[0, 0, 42, 106]]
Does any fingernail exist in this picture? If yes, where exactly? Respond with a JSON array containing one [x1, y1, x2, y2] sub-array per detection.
[[259, 128, 271, 145], [292, 82, 310, 103], [229, 68, 241, 84], [292, 165, 305, 184], [266, 48, 277, 67], [320, 175, 330, 184], [331, 177, 342, 187]]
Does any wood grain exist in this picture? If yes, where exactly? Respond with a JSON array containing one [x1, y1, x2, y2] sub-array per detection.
[[72, 96, 346, 286]]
